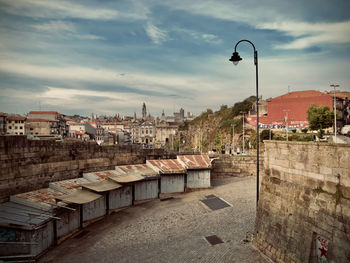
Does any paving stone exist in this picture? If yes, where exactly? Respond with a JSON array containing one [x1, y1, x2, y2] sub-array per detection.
[[38, 177, 268, 263]]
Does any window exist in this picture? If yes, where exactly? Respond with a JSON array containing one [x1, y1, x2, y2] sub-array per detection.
[[20, 132, 23, 135], [20, 126, 23, 129], [9, 126, 11, 129], [30, 128, 33, 130], [15, 120, 18, 124], [15, 126, 17, 129]]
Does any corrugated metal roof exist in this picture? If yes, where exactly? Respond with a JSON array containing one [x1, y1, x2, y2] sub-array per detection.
[[115, 164, 159, 179], [49, 178, 90, 194], [10, 188, 67, 212], [146, 159, 186, 174], [55, 190, 101, 204], [177, 155, 212, 169], [0, 202, 53, 230], [83, 171, 111, 182], [108, 169, 144, 183], [82, 180, 122, 192]]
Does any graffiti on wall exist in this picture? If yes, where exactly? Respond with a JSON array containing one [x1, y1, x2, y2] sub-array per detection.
[[316, 235, 328, 263]]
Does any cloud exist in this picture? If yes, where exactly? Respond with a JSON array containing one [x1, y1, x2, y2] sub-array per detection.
[[31, 20, 104, 40], [0, 60, 207, 96], [0, 0, 119, 20], [259, 20, 350, 49], [160, 0, 350, 49], [145, 22, 169, 44], [172, 27, 221, 44]]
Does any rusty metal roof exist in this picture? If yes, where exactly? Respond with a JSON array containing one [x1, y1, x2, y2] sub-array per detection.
[[10, 188, 66, 212], [83, 171, 115, 182], [115, 164, 159, 179], [49, 178, 90, 194], [0, 202, 53, 230], [177, 154, 212, 169], [146, 159, 186, 174]]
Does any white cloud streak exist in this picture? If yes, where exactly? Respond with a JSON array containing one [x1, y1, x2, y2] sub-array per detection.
[[145, 22, 169, 44], [259, 20, 350, 49], [0, 0, 118, 20], [31, 21, 104, 40], [160, 0, 350, 49]]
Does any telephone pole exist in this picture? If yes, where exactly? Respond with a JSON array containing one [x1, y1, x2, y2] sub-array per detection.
[[330, 84, 339, 142]]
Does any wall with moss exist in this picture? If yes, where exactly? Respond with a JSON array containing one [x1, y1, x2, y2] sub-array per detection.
[[255, 141, 350, 263]]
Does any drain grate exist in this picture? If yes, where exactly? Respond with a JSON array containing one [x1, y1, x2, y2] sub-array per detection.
[[201, 196, 230, 211], [205, 235, 224, 246]]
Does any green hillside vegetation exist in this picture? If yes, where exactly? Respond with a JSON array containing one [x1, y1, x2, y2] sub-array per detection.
[[176, 96, 314, 153], [178, 96, 257, 152]]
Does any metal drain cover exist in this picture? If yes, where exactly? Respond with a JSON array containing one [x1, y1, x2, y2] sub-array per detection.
[[201, 196, 230, 211], [205, 235, 224, 246]]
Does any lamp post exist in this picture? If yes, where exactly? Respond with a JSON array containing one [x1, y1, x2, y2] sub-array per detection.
[[229, 39, 260, 205], [330, 84, 339, 142], [240, 111, 246, 154], [232, 124, 235, 154], [283, 109, 290, 142]]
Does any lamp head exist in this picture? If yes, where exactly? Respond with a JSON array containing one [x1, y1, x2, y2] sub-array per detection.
[[229, 51, 242, 65]]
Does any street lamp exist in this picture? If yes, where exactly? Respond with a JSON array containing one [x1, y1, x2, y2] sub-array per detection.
[[330, 84, 339, 142], [229, 39, 260, 205], [240, 111, 246, 154]]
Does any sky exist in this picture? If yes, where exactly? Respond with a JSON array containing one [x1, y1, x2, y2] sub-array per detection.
[[0, 0, 350, 117]]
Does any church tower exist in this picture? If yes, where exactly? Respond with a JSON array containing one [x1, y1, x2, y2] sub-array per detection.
[[142, 102, 147, 119]]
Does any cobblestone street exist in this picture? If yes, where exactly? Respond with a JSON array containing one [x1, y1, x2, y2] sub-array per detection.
[[39, 177, 270, 263]]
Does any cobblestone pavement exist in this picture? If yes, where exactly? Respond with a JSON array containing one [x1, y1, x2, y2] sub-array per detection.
[[39, 177, 270, 263]]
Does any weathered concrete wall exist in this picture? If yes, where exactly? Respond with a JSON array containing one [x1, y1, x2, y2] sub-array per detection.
[[0, 136, 174, 203], [255, 141, 350, 263], [211, 154, 264, 178]]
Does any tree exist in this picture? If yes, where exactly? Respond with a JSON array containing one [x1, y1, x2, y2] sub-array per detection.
[[307, 104, 333, 137]]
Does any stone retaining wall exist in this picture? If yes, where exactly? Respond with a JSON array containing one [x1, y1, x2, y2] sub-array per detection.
[[211, 154, 264, 178], [0, 136, 174, 203], [255, 141, 350, 263]]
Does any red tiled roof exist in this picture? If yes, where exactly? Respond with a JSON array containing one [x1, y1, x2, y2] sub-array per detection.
[[26, 118, 58, 122], [29, 111, 59, 115], [7, 116, 26, 121]]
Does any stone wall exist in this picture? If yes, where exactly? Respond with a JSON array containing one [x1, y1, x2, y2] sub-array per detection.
[[0, 136, 174, 203], [211, 154, 264, 178], [255, 141, 350, 263]]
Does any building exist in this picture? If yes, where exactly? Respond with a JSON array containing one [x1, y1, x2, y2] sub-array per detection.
[[0, 113, 7, 135], [6, 116, 26, 135], [156, 121, 180, 146], [25, 118, 59, 137], [139, 121, 156, 145], [67, 121, 85, 138], [142, 103, 147, 119], [130, 122, 141, 144], [246, 90, 350, 130], [28, 111, 67, 137]]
